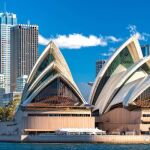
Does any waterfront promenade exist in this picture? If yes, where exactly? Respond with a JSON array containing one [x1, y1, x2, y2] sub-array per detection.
[[1, 135, 150, 144]]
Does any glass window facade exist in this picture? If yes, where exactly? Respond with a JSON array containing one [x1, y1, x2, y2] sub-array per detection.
[[26, 69, 57, 99], [135, 86, 150, 107], [31, 77, 82, 106], [141, 63, 150, 74], [0, 13, 17, 93], [36, 53, 54, 76], [0, 13, 17, 25], [29, 53, 54, 87], [135, 87, 150, 102]]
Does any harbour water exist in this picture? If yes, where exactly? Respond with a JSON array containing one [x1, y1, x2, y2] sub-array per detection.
[[0, 143, 150, 150]]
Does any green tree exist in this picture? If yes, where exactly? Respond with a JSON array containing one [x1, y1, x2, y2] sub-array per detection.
[[0, 95, 21, 121]]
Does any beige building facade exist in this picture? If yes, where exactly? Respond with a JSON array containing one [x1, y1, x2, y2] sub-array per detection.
[[20, 105, 94, 134], [96, 107, 150, 134]]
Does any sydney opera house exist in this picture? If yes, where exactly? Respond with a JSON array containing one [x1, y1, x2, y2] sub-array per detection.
[[90, 35, 150, 134], [16, 41, 94, 135], [8, 35, 150, 137]]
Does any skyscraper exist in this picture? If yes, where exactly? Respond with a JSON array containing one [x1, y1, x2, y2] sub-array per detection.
[[10, 24, 38, 92], [141, 45, 150, 56], [0, 12, 17, 93], [96, 60, 106, 77]]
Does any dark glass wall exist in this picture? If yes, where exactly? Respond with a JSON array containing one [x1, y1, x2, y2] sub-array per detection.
[[31, 78, 81, 106], [135, 87, 150, 101]]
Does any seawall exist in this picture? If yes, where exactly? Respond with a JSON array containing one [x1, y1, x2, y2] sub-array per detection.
[[1, 135, 150, 144]]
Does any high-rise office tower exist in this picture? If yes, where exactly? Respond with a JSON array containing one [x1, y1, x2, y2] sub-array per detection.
[[96, 60, 106, 77], [141, 45, 150, 56], [11, 24, 38, 92], [0, 12, 17, 93]]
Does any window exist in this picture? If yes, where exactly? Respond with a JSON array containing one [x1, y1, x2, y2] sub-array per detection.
[[143, 114, 150, 117], [28, 53, 54, 87]]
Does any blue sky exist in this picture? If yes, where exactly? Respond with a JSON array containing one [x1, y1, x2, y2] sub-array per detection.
[[1, 0, 150, 99]]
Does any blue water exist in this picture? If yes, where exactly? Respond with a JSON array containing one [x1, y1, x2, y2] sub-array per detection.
[[0, 143, 149, 150]]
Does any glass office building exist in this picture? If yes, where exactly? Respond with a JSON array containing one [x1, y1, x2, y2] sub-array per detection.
[[0, 12, 17, 93]]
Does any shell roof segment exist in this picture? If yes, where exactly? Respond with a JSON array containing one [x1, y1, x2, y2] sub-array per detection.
[[21, 41, 86, 106]]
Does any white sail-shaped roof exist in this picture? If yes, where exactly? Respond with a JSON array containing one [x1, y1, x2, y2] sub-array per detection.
[[125, 75, 150, 106], [95, 57, 150, 113], [21, 41, 86, 106], [89, 35, 143, 114]]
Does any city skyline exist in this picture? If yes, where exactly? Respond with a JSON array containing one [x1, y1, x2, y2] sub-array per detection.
[[0, 0, 150, 97], [0, 12, 38, 97]]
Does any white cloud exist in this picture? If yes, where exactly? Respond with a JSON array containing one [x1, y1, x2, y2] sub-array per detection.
[[53, 34, 107, 49], [39, 25, 150, 50], [100, 52, 112, 57], [38, 34, 50, 45], [38, 33, 121, 49], [127, 24, 150, 41], [105, 36, 122, 42]]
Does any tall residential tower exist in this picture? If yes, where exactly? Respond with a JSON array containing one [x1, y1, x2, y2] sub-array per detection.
[[11, 24, 38, 92], [0, 12, 17, 93]]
